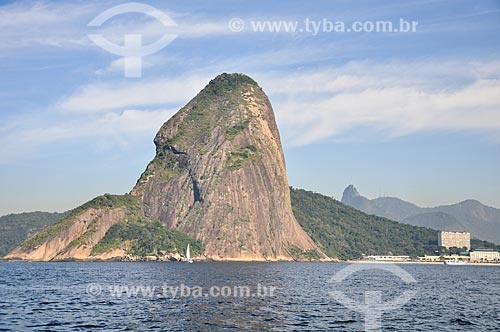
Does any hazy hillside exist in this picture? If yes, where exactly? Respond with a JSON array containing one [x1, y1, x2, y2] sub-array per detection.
[[292, 188, 500, 259], [341, 185, 500, 244], [403, 212, 467, 231], [0, 211, 68, 257], [291, 188, 439, 259]]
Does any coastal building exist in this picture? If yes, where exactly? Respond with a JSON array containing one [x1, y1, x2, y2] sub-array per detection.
[[418, 255, 441, 262], [438, 231, 470, 249], [366, 255, 411, 262], [469, 249, 500, 262], [418, 254, 470, 262]]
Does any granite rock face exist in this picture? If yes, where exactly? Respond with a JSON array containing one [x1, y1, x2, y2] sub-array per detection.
[[131, 73, 322, 260]]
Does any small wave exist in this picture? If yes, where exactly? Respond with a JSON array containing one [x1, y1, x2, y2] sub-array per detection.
[[338, 319, 357, 324], [451, 318, 474, 326]]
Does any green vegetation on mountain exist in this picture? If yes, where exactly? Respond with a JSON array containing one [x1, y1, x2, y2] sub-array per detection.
[[288, 245, 322, 260], [0, 211, 68, 257], [69, 194, 141, 217], [91, 219, 203, 257], [291, 188, 440, 259], [225, 119, 251, 140], [20, 194, 140, 250], [226, 145, 260, 171]]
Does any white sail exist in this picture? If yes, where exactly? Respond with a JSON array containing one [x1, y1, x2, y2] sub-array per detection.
[[186, 244, 191, 263]]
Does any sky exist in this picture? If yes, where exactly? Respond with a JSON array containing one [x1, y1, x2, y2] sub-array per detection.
[[0, 0, 500, 216]]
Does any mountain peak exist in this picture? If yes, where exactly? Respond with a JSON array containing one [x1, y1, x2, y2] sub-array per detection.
[[458, 199, 482, 206], [342, 184, 360, 200], [208, 73, 259, 88], [152, 72, 269, 154], [196, 73, 261, 101]]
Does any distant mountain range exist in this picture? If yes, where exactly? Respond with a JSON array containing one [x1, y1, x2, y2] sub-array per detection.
[[341, 185, 500, 245]]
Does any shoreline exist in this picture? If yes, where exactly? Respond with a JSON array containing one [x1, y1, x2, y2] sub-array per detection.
[[1, 258, 499, 266], [346, 260, 500, 266]]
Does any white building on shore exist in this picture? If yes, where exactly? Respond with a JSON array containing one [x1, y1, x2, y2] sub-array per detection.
[[469, 249, 500, 262], [438, 231, 470, 249]]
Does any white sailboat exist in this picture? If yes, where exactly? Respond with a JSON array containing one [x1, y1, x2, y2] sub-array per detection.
[[186, 244, 193, 263]]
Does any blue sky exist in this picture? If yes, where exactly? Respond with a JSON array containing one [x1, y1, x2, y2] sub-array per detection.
[[1, 0, 500, 216]]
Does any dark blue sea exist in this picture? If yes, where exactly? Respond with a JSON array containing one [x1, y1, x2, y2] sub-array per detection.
[[0, 262, 498, 331]]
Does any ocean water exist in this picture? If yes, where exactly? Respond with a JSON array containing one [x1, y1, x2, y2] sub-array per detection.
[[0, 262, 498, 331]]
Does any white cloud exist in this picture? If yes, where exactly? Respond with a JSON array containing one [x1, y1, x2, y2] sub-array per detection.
[[95, 53, 187, 75], [257, 59, 500, 145], [57, 74, 212, 112], [0, 1, 97, 50], [0, 1, 232, 52], [97, 109, 175, 134], [55, 58, 500, 146], [0, 108, 176, 164], [0, 1, 89, 27], [2, 58, 500, 164], [95, 57, 154, 75]]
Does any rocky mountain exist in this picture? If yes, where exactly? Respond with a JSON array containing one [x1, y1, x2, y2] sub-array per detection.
[[341, 185, 500, 244], [0, 211, 68, 257], [6, 73, 323, 261], [130, 73, 321, 260]]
